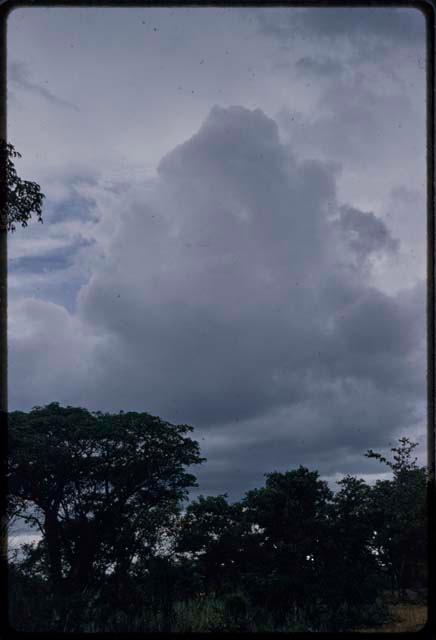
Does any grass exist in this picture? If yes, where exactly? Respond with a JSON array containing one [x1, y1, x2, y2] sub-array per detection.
[[355, 603, 428, 633]]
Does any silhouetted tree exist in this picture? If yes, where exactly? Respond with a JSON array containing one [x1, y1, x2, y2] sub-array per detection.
[[1, 140, 45, 231], [8, 403, 204, 606], [8, 418, 427, 632], [316, 475, 383, 628], [241, 466, 332, 621], [176, 494, 247, 594], [366, 437, 427, 595]]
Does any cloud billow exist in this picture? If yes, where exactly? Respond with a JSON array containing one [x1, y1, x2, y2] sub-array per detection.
[[9, 105, 425, 495]]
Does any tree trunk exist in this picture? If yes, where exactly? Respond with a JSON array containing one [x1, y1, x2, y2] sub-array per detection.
[[68, 521, 98, 591], [44, 510, 63, 590], [44, 509, 65, 629]]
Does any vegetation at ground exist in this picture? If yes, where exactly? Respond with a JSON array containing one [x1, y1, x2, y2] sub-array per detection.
[[6, 403, 428, 632]]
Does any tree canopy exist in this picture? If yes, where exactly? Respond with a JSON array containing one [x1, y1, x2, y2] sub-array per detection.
[[8, 403, 204, 596], [1, 140, 45, 232], [365, 437, 428, 596], [7, 405, 428, 632]]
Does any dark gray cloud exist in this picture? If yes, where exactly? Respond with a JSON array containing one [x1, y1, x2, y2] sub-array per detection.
[[258, 7, 425, 50], [293, 7, 425, 45], [6, 105, 417, 494], [337, 205, 399, 259], [296, 56, 344, 78], [8, 101, 426, 496], [277, 76, 423, 187], [9, 60, 79, 111], [259, 5, 425, 232], [6, 7, 426, 503]]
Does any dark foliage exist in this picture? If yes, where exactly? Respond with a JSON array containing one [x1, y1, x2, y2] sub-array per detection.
[[7, 405, 428, 632], [0, 141, 45, 232], [8, 403, 203, 628], [366, 438, 428, 595]]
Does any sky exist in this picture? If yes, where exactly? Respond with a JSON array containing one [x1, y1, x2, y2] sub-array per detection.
[[7, 5, 427, 503]]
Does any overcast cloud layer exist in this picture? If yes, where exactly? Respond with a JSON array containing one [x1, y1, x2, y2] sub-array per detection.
[[7, 7, 427, 498]]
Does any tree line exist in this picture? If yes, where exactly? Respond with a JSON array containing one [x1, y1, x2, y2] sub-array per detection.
[[7, 403, 428, 632]]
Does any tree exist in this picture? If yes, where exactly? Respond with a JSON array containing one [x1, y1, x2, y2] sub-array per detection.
[[1, 140, 45, 232], [8, 403, 204, 602], [176, 494, 247, 594], [366, 437, 427, 595], [240, 466, 333, 621], [316, 475, 383, 628]]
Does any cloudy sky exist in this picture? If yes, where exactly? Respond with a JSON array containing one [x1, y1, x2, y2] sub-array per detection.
[[7, 6, 427, 500]]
